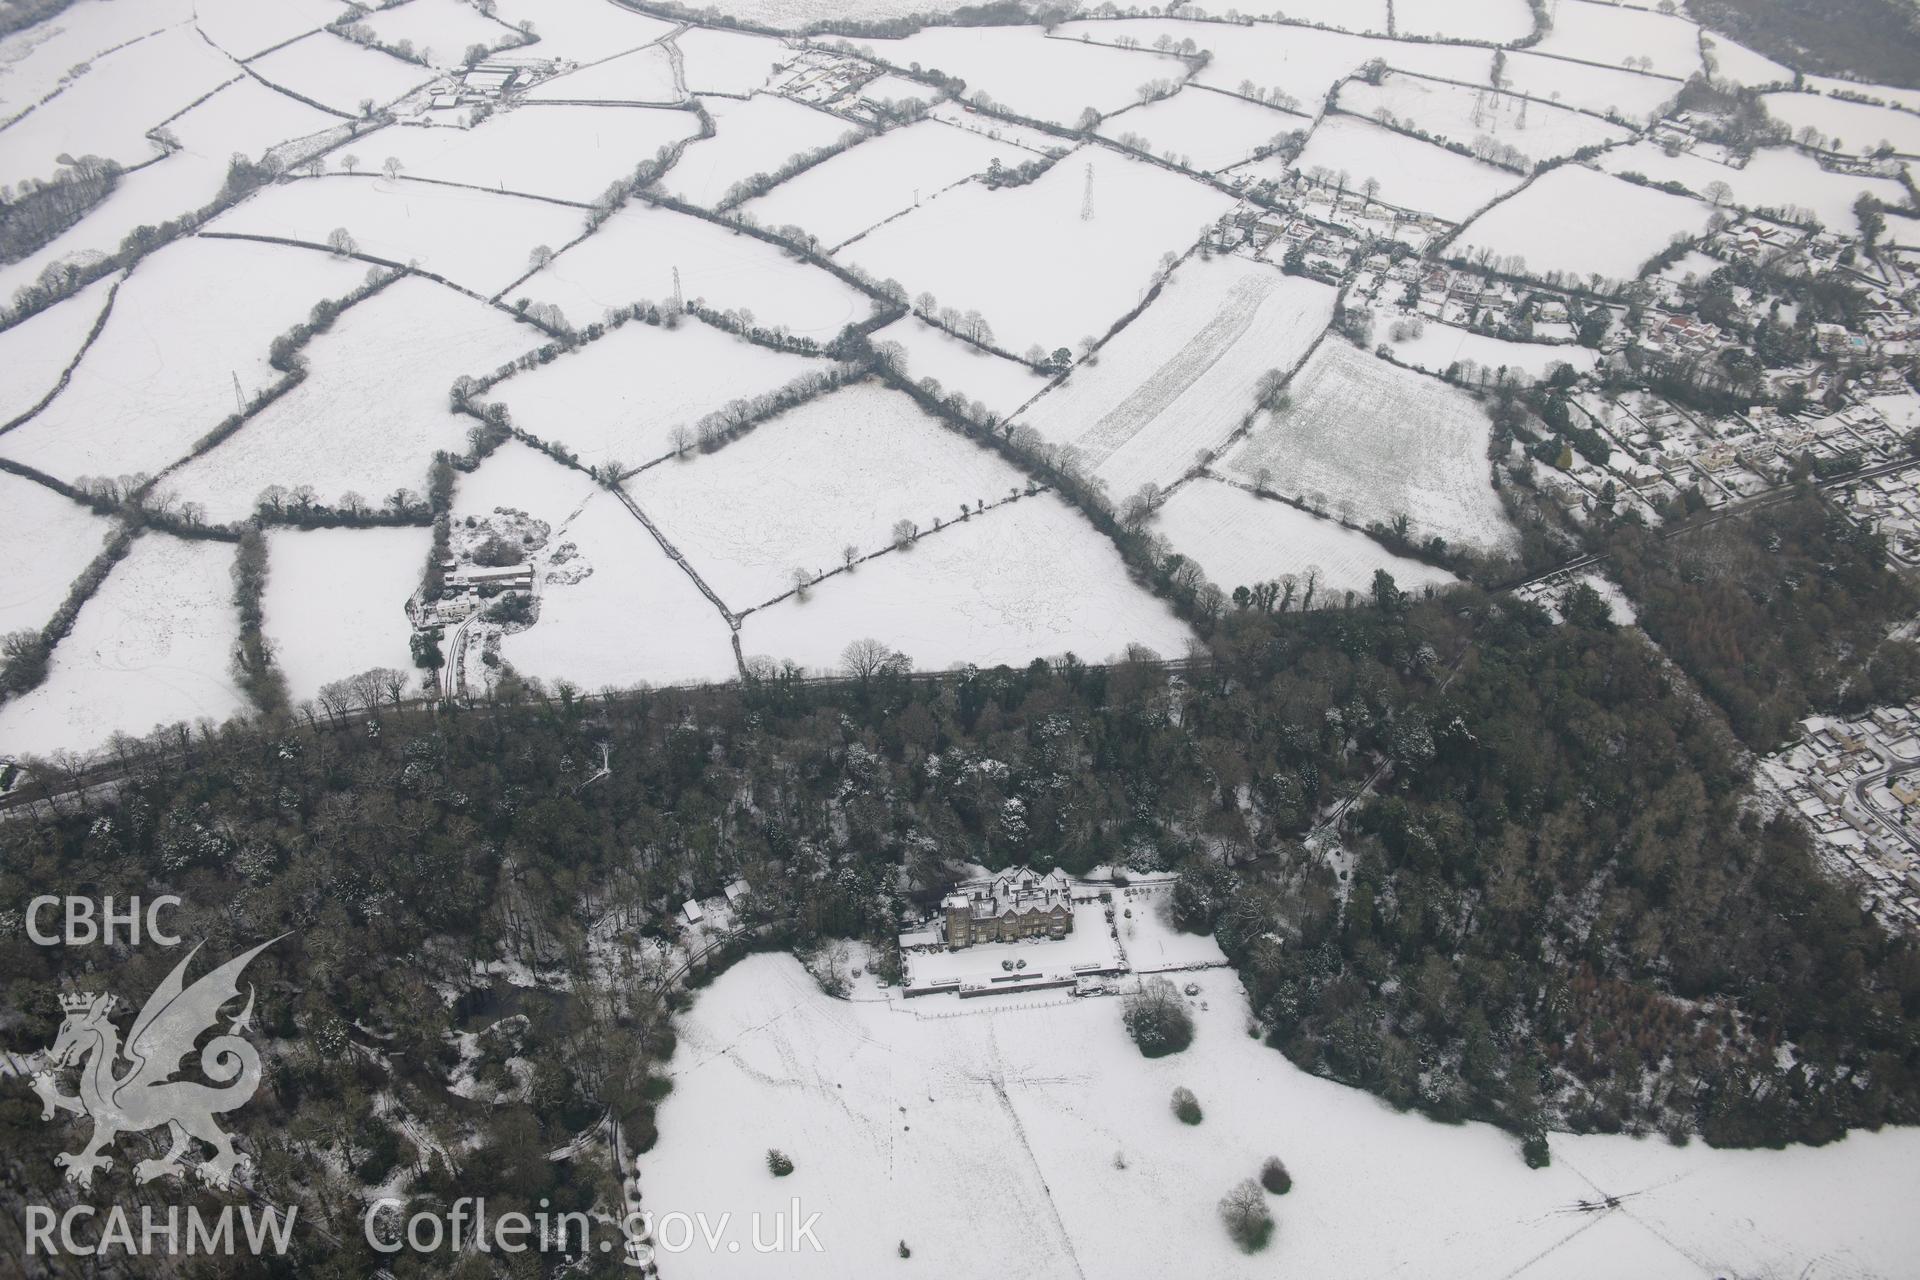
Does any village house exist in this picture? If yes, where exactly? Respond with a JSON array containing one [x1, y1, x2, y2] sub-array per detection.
[[943, 867, 1074, 947]]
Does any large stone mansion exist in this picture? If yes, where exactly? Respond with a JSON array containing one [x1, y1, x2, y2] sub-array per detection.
[[943, 867, 1073, 947]]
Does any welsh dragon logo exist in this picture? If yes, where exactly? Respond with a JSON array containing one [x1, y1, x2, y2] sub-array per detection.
[[31, 936, 283, 1189]]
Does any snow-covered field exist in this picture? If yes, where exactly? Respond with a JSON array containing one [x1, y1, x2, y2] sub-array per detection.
[[641, 953, 1920, 1280], [1014, 256, 1336, 496], [262, 525, 431, 704], [871, 316, 1051, 419], [209, 173, 587, 297], [0, 474, 114, 638], [1098, 87, 1300, 173], [451, 438, 601, 530], [1760, 90, 1920, 156], [1452, 163, 1715, 286], [488, 317, 828, 471], [194, 0, 340, 61], [738, 490, 1192, 673], [742, 118, 1041, 249], [675, 27, 791, 97], [1597, 142, 1908, 231], [347, 106, 701, 203], [518, 201, 871, 338], [659, 93, 861, 209], [520, 47, 681, 104], [1220, 338, 1514, 552], [1700, 32, 1794, 88], [163, 278, 536, 523], [0, 534, 244, 758], [1290, 114, 1525, 222], [843, 146, 1234, 359], [1498, 49, 1681, 120], [630, 382, 1034, 609], [1341, 72, 1634, 167], [361, 0, 514, 69], [0, 273, 113, 427], [489, 0, 675, 63], [0, 0, 195, 119], [1, 237, 364, 484], [857, 28, 1185, 127], [1394, 0, 1535, 42], [249, 31, 435, 116], [1156, 478, 1459, 600], [1531, 0, 1701, 79], [1378, 319, 1599, 382], [495, 491, 738, 688]]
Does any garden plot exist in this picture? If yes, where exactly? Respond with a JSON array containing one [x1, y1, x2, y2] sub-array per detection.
[[162, 278, 536, 523], [496, 491, 737, 688], [1760, 91, 1920, 156], [630, 382, 1032, 610], [1378, 319, 1599, 382], [1531, 0, 1701, 79], [0, 0, 195, 119], [1221, 339, 1513, 551], [674, 27, 789, 96], [1498, 50, 1680, 121], [1598, 142, 1908, 231], [870, 316, 1050, 419], [738, 491, 1191, 673], [520, 47, 681, 103], [262, 525, 430, 704], [250, 32, 435, 116], [642, 953, 1920, 1280], [488, 318, 826, 472], [742, 119, 1037, 249], [518, 201, 869, 338], [350, 105, 700, 203], [1341, 72, 1633, 167], [1154, 479, 1455, 601], [0, 24, 233, 179], [0, 534, 244, 759], [863, 27, 1186, 128], [361, 0, 515, 69], [0, 238, 363, 484], [1393, 0, 1535, 42], [194, 0, 339, 60], [1700, 32, 1793, 88], [1097, 87, 1300, 173], [209, 174, 584, 296], [0, 475, 115, 639], [843, 147, 1234, 360], [1452, 164, 1714, 286], [657, 93, 858, 209], [0, 273, 113, 427], [1290, 114, 1524, 222], [489, 0, 675, 62], [1015, 256, 1336, 496]]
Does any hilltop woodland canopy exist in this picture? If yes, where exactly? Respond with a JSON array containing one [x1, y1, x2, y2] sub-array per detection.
[[2, 494, 1918, 1274]]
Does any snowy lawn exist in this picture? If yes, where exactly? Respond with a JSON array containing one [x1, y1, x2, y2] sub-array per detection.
[[1378, 319, 1599, 382], [162, 278, 537, 523], [737, 490, 1192, 673], [842, 146, 1235, 359], [859, 28, 1185, 128], [1290, 114, 1525, 223], [249, 31, 435, 116], [1597, 142, 1908, 231], [1097, 87, 1302, 173], [521, 47, 681, 103], [1219, 338, 1515, 552], [0, 475, 116, 638], [361, 0, 515, 69], [495, 491, 737, 689], [1115, 880, 1230, 972], [741, 118, 1044, 250], [630, 382, 1035, 610], [1759, 90, 1920, 156], [0, 534, 245, 759], [209, 174, 587, 296], [1340, 72, 1634, 167], [639, 953, 1920, 1280], [518, 201, 871, 339], [1451, 164, 1715, 287], [870, 316, 1051, 419], [352, 105, 701, 203], [1013, 256, 1336, 496], [262, 526, 431, 704], [1151, 479, 1457, 601], [1531, 0, 1702, 79], [0, 237, 364, 484], [659, 93, 861, 209], [489, 316, 829, 471]]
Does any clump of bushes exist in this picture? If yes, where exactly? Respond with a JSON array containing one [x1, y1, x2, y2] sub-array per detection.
[[766, 1149, 794, 1177], [1123, 976, 1194, 1058], [1170, 1087, 1202, 1125], [1219, 1178, 1275, 1253], [1260, 1156, 1291, 1195]]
